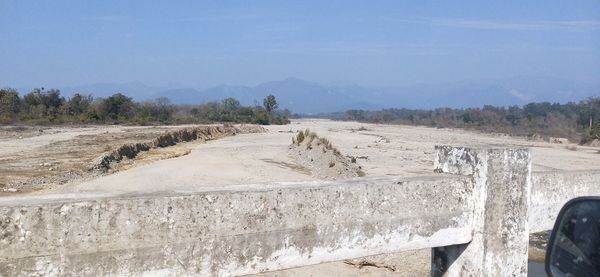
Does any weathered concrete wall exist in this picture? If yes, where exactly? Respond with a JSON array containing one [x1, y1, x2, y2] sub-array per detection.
[[431, 146, 531, 277], [432, 147, 600, 276], [529, 170, 600, 232], [0, 176, 473, 277], [2, 144, 598, 276]]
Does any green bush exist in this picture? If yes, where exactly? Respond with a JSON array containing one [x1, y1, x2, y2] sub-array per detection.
[[0, 88, 291, 126], [296, 131, 305, 144], [581, 122, 600, 144], [340, 98, 600, 144]]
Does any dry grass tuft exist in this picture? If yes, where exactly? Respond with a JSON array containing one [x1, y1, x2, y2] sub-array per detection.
[[565, 145, 578, 151], [295, 131, 305, 145]]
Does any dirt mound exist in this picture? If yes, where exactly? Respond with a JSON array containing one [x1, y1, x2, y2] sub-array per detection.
[[91, 125, 265, 172], [587, 139, 600, 148], [289, 129, 364, 179], [235, 124, 267, 134], [548, 137, 570, 144]]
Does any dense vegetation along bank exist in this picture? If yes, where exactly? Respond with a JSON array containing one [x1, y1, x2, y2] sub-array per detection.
[[0, 88, 289, 125], [325, 97, 600, 144]]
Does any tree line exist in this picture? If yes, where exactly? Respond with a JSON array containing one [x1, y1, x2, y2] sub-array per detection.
[[0, 88, 289, 125], [336, 97, 600, 144]]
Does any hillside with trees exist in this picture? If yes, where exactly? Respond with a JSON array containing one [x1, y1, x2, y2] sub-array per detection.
[[328, 97, 600, 144], [0, 88, 289, 125]]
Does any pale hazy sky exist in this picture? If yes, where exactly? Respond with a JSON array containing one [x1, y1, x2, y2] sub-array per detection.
[[1, 0, 599, 88]]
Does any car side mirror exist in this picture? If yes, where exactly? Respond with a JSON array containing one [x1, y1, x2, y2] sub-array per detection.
[[546, 197, 600, 277]]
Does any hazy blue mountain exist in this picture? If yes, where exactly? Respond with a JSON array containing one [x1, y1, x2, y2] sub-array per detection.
[[342, 77, 598, 110], [45, 77, 598, 114], [155, 78, 386, 114], [163, 85, 261, 105], [60, 81, 164, 100]]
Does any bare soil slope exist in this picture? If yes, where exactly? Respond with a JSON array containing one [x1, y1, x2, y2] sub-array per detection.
[[0, 124, 263, 194]]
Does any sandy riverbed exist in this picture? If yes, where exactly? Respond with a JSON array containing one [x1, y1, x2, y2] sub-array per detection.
[[28, 119, 600, 196], [1, 119, 598, 276]]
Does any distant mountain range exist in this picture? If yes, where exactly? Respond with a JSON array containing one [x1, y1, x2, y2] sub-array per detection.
[[53, 77, 598, 114]]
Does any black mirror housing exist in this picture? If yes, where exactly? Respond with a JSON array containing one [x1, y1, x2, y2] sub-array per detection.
[[546, 197, 600, 277]]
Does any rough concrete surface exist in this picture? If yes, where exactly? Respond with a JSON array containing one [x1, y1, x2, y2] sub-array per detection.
[[432, 146, 531, 276], [529, 170, 600, 232], [0, 176, 472, 277]]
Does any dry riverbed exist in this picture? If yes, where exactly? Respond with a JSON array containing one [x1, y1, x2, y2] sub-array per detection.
[[1, 119, 599, 276], [0, 124, 261, 194]]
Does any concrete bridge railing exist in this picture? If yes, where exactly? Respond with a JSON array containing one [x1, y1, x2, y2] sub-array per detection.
[[1, 146, 599, 276]]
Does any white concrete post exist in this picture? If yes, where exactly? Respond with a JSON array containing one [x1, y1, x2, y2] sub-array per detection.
[[431, 146, 532, 277]]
